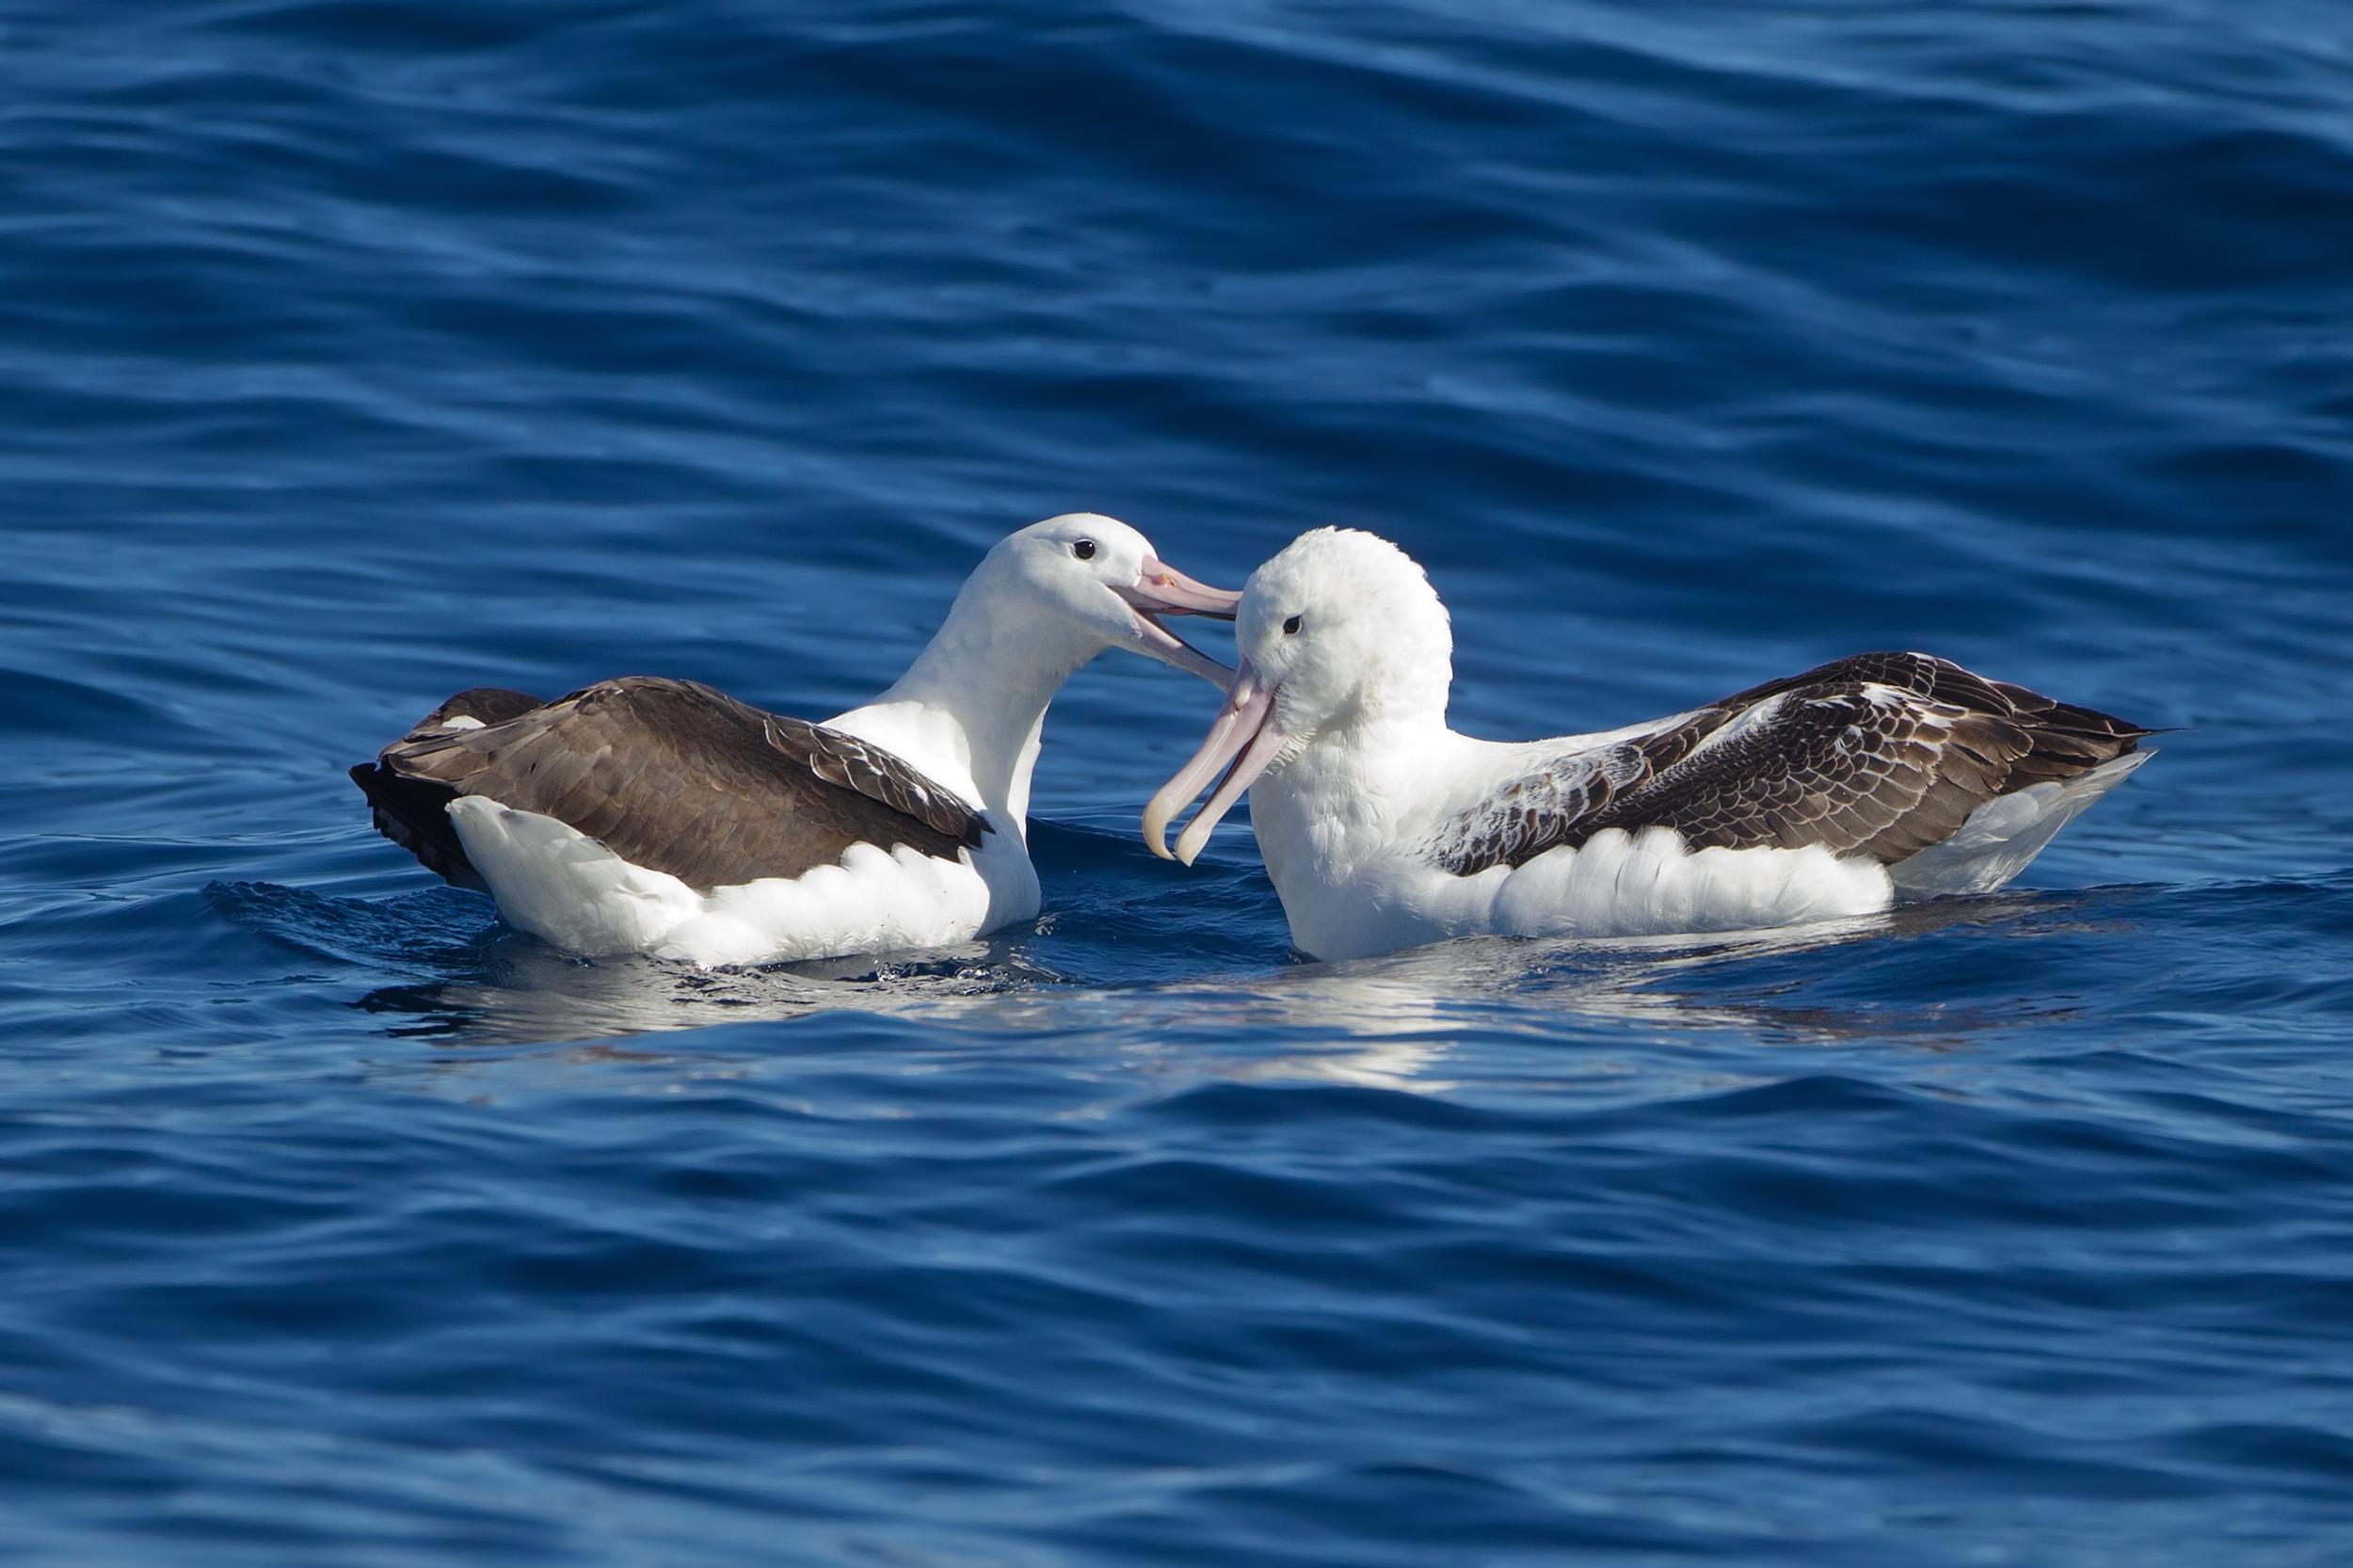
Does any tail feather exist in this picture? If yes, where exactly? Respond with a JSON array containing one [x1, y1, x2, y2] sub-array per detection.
[[351, 762, 485, 891]]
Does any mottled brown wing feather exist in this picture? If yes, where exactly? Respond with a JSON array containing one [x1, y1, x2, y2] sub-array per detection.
[[1433, 652, 2145, 877], [358, 677, 987, 894], [1431, 709, 1726, 874], [1579, 687, 2029, 860]]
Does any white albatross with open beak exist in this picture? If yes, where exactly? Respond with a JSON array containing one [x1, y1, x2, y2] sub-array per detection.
[[355, 513, 1241, 966], [1145, 527, 2150, 963]]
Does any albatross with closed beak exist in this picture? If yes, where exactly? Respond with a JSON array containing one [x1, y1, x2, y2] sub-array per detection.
[[355, 513, 1239, 966], [1145, 528, 2150, 962]]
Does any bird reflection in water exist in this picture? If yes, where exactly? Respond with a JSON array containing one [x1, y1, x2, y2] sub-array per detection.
[[354, 886, 2098, 1092]]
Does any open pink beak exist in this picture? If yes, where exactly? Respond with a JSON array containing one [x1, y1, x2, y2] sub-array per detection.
[[1120, 557, 1241, 619], [1143, 657, 1289, 864], [1114, 556, 1243, 688]]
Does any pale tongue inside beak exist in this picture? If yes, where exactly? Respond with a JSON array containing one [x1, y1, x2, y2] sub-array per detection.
[[1143, 659, 1287, 864]]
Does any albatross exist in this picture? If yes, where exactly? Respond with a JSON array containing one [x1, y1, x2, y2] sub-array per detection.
[[354, 513, 1239, 966], [1144, 528, 2151, 962]]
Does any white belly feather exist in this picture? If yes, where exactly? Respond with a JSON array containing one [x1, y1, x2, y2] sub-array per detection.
[[1273, 826, 1890, 961], [1493, 826, 1892, 940], [447, 796, 997, 968]]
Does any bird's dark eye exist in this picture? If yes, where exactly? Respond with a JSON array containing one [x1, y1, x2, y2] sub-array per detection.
[[1283, 615, 1303, 634], [1072, 539, 1096, 561]]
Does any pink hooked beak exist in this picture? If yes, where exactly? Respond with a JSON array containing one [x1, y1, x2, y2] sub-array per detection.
[[1113, 556, 1243, 688], [1143, 656, 1289, 864]]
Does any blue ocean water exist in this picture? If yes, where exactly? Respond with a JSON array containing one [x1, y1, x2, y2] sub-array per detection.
[[3, 0, 2351, 1560]]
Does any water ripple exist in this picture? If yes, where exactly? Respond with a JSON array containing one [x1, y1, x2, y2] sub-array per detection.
[[0, 0, 2348, 1562]]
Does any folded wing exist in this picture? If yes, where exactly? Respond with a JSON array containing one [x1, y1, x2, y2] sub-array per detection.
[[352, 677, 987, 894], [1432, 651, 2146, 876]]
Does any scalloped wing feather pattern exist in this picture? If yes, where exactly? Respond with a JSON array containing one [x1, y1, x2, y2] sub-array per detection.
[[1430, 652, 2146, 878]]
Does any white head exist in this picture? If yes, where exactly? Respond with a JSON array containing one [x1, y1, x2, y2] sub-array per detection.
[[961, 512, 1241, 684], [1144, 528, 1453, 863]]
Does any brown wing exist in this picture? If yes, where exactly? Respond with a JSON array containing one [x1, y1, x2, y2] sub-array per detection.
[[1433, 652, 2146, 876], [353, 677, 987, 894]]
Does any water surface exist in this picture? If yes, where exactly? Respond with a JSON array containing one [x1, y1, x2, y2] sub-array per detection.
[[3, 1, 2351, 1562]]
